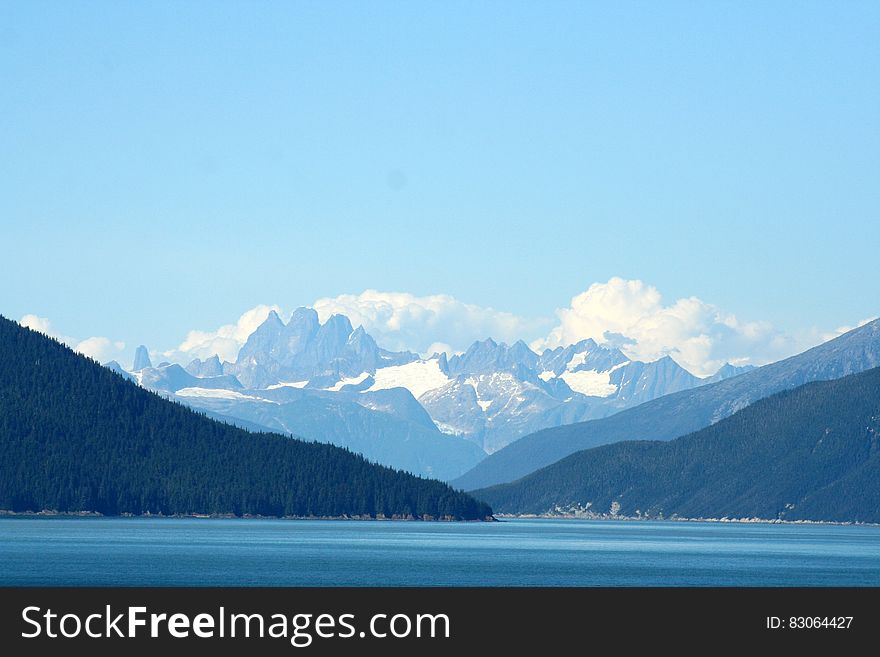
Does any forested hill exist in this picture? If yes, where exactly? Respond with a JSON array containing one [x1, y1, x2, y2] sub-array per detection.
[[473, 367, 880, 523], [0, 316, 492, 520]]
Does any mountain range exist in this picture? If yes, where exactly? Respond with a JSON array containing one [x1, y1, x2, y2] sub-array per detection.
[[120, 307, 750, 479], [452, 318, 880, 490], [7, 306, 879, 523], [473, 366, 880, 523]]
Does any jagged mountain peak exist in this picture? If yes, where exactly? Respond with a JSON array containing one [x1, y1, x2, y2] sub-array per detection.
[[703, 362, 756, 383], [572, 337, 600, 351], [538, 338, 628, 376], [653, 354, 680, 367], [132, 345, 152, 371], [251, 311, 286, 337], [448, 337, 540, 376], [347, 325, 380, 357], [289, 306, 319, 322], [185, 354, 224, 378], [227, 309, 416, 388], [321, 313, 354, 334], [460, 337, 499, 355], [509, 339, 537, 359], [264, 309, 285, 326]]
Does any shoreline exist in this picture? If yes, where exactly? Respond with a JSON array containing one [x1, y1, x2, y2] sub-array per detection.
[[494, 512, 878, 527], [0, 509, 495, 522], [1, 509, 874, 526]]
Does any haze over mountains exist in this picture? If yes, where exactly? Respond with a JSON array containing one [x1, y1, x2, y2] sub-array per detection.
[[118, 307, 752, 479]]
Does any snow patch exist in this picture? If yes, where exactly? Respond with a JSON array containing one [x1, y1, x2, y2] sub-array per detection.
[[367, 359, 450, 399], [175, 387, 274, 402], [559, 369, 618, 397], [266, 380, 309, 390], [566, 350, 590, 371], [434, 421, 468, 437], [463, 374, 528, 415], [325, 372, 370, 391]]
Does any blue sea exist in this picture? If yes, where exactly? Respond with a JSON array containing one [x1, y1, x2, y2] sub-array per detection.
[[1, 517, 877, 586]]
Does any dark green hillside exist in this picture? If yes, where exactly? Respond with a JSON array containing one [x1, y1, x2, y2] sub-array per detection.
[[0, 316, 492, 520], [474, 367, 880, 523]]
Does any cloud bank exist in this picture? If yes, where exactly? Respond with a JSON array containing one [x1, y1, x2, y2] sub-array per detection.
[[26, 278, 866, 377], [74, 336, 127, 363], [162, 280, 851, 376], [19, 314, 126, 363], [20, 314, 58, 337], [163, 304, 282, 363], [533, 278, 809, 376]]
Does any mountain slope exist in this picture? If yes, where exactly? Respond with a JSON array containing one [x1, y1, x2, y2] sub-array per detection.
[[0, 316, 492, 520], [454, 319, 880, 490], [174, 386, 485, 481], [473, 367, 880, 522]]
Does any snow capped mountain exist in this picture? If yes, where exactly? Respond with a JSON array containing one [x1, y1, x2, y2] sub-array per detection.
[[537, 338, 627, 379], [421, 371, 568, 453], [416, 336, 704, 452], [108, 307, 724, 474], [447, 338, 539, 375]]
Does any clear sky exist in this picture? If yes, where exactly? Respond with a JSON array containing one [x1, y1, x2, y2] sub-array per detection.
[[1, 2, 878, 373]]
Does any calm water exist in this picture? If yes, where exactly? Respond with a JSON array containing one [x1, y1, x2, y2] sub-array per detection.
[[1, 517, 878, 586]]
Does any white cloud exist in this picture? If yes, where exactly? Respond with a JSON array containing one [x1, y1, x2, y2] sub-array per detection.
[[74, 337, 126, 363], [19, 314, 125, 363], [311, 290, 551, 356], [161, 281, 852, 375], [20, 314, 79, 347], [820, 317, 878, 343], [20, 314, 56, 336], [425, 342, 456, 358], [165, 304, 282, 363], [532, 277, 816, 377]]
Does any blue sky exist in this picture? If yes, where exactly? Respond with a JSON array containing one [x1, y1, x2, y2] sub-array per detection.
[[2, 2, 878, 373]]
